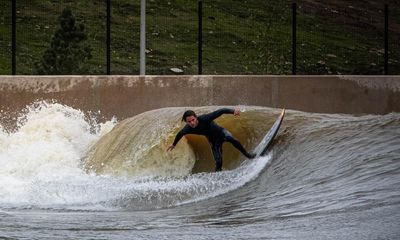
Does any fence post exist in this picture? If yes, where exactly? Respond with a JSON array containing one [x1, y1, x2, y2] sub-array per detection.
[[12, 0, 16, 75], [106, 0, 111, 75], [198, 0, 203, 75], [292, 2, 297, 75], [140, 0, 146, 75], [384, 4, 388, 75]]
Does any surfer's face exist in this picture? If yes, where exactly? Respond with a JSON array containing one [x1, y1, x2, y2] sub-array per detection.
[[185, 116, 198, 128]]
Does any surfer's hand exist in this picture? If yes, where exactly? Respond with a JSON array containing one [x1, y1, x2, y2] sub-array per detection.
[[167, 145, 175, 152], [233, 108, 241, 116]]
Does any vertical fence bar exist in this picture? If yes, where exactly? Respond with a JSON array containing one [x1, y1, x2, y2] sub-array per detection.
[[106, 0, 111, 75], [12, 0, 16, 75], [292, 2, 297, 75], [384, 4, 389, 75], [198, 0, 203, 75], [140, 0, 146, 75]]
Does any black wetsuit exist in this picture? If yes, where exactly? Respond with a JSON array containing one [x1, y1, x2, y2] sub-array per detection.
[[172, 108, 253, 171]]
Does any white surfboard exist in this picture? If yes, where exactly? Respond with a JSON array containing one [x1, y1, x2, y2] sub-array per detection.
[[254, 109, 285, 157]]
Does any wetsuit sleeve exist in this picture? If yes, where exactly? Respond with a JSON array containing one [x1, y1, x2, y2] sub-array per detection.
[[202, 108, 234, 122], [172, 126, 190, 146]]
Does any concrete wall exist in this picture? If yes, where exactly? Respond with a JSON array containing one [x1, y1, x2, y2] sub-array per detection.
[[0, 75, 399, 125]]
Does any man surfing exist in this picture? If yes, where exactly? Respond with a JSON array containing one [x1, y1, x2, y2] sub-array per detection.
[[167, 108, 255, 172]]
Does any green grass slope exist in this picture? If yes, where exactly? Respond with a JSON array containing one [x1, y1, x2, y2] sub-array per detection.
[[0, 0, 398, 75]]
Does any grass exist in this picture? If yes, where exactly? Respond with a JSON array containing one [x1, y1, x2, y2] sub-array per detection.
[[0, 0, 399, 75]]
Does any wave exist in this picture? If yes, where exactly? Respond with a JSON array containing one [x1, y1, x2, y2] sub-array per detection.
[[1, 102, 399, 212]]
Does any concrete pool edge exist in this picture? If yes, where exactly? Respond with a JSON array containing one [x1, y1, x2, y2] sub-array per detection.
[[0, 75, 399, 122]]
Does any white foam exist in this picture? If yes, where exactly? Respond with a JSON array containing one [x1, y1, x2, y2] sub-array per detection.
[[0, 102, 116, 208], [107, 153, 273, 210]]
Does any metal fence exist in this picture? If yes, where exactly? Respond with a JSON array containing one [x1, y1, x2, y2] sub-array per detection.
[[0, 0, 399, 75]]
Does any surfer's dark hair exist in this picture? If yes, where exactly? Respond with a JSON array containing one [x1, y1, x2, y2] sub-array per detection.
[[182, 110, 197, 122]]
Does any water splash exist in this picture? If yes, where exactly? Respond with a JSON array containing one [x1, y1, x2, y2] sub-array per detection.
[[0, 102, 116, 208]]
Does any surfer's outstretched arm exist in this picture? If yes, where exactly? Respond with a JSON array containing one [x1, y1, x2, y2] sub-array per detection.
[[167, 127, 188, 151], [203, 108, 240, 121]]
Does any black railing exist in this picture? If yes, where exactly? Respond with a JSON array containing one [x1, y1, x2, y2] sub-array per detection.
[[198, 0, 203, 75], [11, 0, 16, 75], [3, 1, 398, 75], [385, 4, 389, 75], [106, 0, 111, 75], [292, 2, 297, 75]]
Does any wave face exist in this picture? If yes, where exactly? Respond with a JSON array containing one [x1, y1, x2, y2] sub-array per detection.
[[0, 103, 399, 216], [83, 107, 275, 177]]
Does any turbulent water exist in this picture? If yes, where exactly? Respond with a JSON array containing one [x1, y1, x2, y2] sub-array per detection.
[[0, 102, 399, 239]]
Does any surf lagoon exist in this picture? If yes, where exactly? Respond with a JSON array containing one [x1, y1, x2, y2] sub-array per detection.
[[0, 76, 399, 239]]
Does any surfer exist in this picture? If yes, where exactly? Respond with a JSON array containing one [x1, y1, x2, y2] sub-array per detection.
[[167, 108, 255, 172]]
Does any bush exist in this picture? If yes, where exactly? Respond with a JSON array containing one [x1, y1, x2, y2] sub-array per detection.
[[36, 7, 92, 75]]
